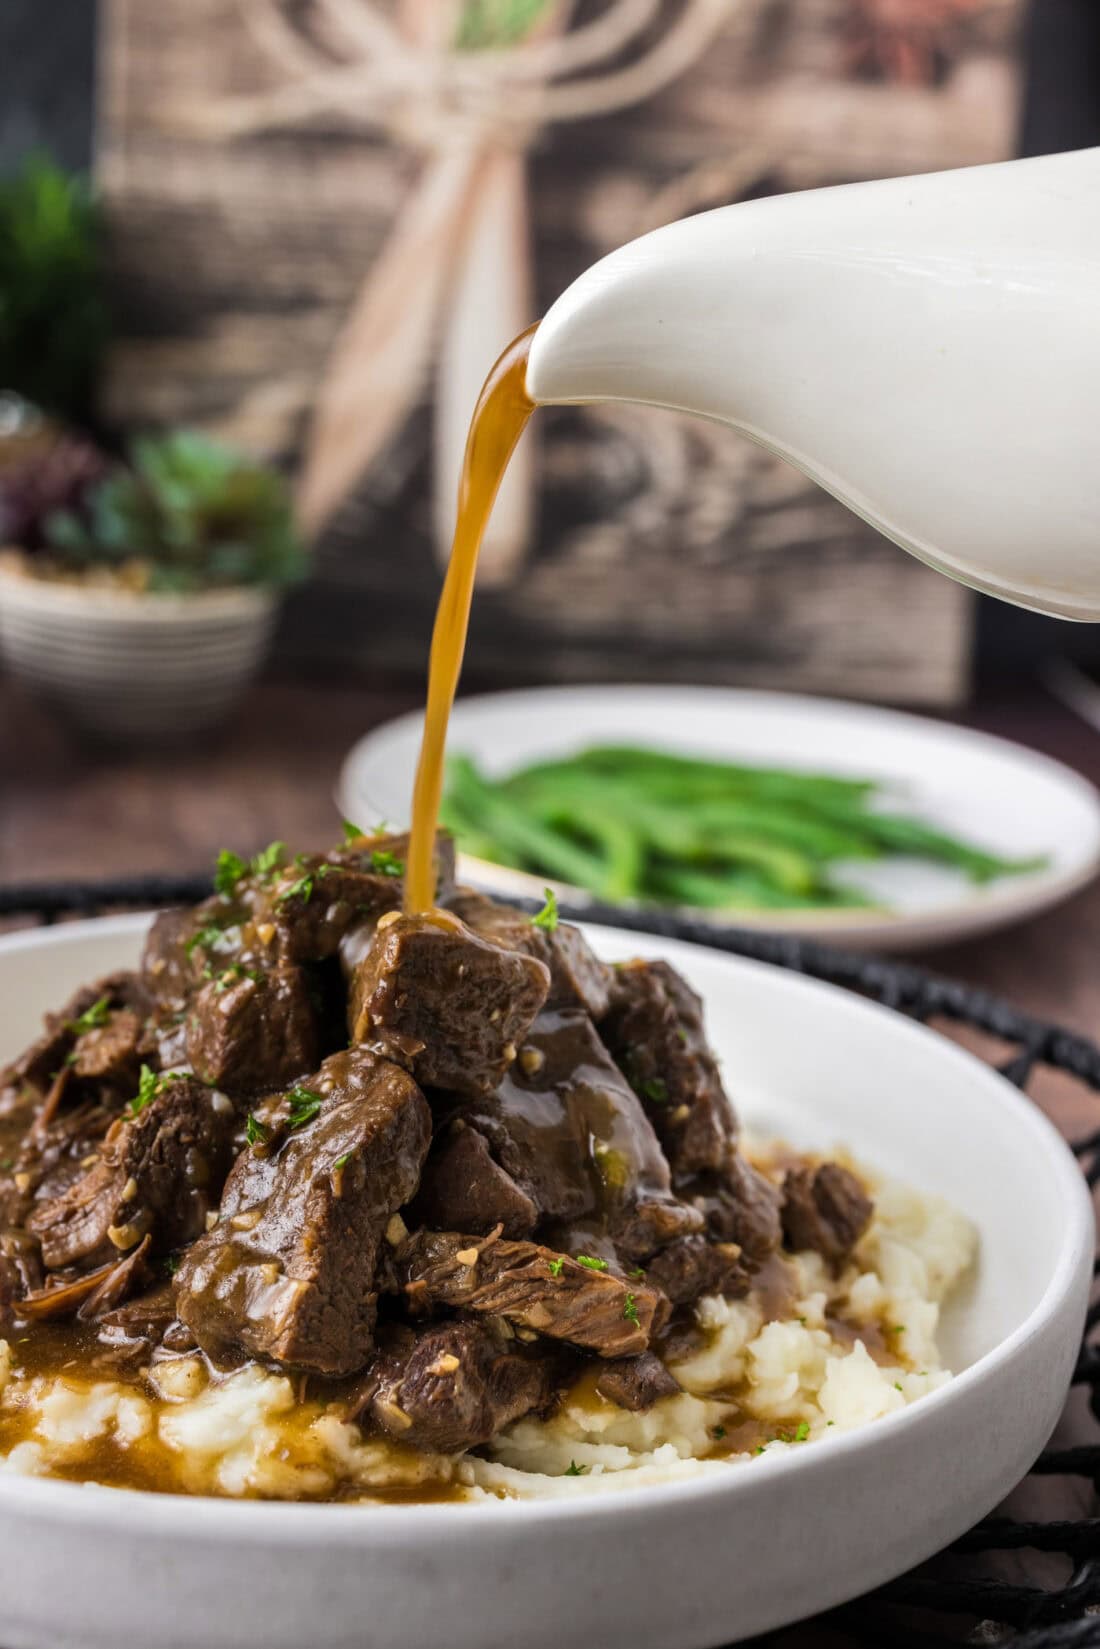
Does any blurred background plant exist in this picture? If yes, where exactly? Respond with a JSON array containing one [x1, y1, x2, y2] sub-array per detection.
[[0, 155, 107, 426], [29, 429, 306, 593]]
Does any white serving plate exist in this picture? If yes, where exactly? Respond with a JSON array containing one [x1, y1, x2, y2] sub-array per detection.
[[338, 685, 1100, 952], [0, 913, 1092, 1649]]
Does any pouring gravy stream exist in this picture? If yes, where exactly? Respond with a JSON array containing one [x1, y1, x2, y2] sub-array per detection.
[[404, 325, 537, 914]]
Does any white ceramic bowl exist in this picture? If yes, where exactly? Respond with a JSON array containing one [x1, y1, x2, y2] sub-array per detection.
[[338, 684, 1100, 952], [0, 563, 277, 742], [0, 915, 1092, 1649]]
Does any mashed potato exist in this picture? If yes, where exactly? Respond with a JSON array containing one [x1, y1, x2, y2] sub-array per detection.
[[0, 1159, 975, 1502]]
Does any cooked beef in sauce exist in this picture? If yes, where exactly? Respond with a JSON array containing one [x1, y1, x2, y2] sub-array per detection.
[[0, 830, 874, 1463]]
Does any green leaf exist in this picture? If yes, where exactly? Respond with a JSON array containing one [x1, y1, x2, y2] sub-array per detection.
[[246, 1113, 269, 1147], [213, 848, 247, 895], [66, 994, 111, 1035], [286, 1085, 324, 1129], [531, 887, 558, 932]]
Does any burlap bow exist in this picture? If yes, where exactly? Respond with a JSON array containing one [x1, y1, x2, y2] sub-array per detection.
[[187, 0, 733, 579]]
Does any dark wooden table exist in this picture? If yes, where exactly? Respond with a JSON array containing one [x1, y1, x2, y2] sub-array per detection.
[[3, 672, 1099, 1645]]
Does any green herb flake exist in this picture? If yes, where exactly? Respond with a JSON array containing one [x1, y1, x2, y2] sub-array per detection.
[[213, 848, 247, 896], [575, 1255, 608, 1272], [622, 1293, 640, 1326], [129, 1064, 184, 1117], [246, 1113, 269, 1147], [888, 1324, 906, 1336], [278, 874, 314, 907], [341, 820, 364, 843], [894, 1381, 903, 1392], [66, 994, 111, 1036], [215, 964, 264, 993], [753, 1444, 766, 1455], [631, 1267, 646, 1281], [333, 1153, 351, 1172], [368, 849, 405, 878], [531, 887, 559, 932], [794, 1421, 810, 1443], [250, 841, 286, 878], [639, 1077, 669, 1105], [286, 1085, 324, 1129], [186, 922, 227, 959], [164, 1255, 181, 1277], [564, 1460, 587, 1477], [547, 1256, 565, 1278], [712, 1426, 726, 1441], [0, 1159, 13, 1171]]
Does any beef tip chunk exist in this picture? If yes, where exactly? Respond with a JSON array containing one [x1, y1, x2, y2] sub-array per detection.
[[411, 1121, 538, 1240], [186, 964, 318, 1094], [447, 890, 614, 1020], [348, 912, 550, 1099], [603, 960, 737, 1176], [781, 1162, 873, 1262], [453, 1008, 701, 1260], [644, 1235, 749, 1308], [69, 1010, 144, 1098], [174, 1049, 430, 1376], [27, 1076, 237, 1272], [3, 972, 148, 1100], [361, 1320, 559, 1453], [595, 1351, 680, 1411], [683, 1153, 783, 1262], [395, 1229, 667, 1358], [270, 831, 457, 966]]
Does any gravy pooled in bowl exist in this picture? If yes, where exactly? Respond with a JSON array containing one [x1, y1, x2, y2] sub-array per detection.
[[0, 835, 974, 1501]]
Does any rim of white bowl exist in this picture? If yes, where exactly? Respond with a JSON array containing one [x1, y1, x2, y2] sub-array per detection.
[[0, 912, 1091, 1536]]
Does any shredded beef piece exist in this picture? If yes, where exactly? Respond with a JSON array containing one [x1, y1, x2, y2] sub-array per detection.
[[394, 1228, 668, 1358], [27, 1076, 237, 1272]]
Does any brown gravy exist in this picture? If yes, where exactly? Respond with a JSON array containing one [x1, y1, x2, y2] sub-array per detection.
[[404, 325, 536, 914]]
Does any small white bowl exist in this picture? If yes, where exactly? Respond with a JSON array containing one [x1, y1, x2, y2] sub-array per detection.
[[0, 915, 1091, 1649], [0, 562, 277, 742]]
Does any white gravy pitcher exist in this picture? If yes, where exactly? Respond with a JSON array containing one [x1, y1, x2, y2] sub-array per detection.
[[525, 148, 1100, 620]]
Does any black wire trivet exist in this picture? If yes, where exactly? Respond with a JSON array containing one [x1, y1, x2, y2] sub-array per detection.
[[2, 874, 1098, 1649]]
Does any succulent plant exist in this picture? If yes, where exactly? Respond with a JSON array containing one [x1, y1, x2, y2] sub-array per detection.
[[0, 397, 110, 551], [44, 429, 307, 593]]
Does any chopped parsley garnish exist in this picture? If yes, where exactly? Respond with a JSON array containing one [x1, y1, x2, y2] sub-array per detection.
[[250, 840, 286, 878], [630, 1267, 646, 1281], [286, 1085, 324, 1128], [639, 1077, 668, 1105], [164, 1255, 181, 1277], [215, 964, 264, 992], [531, 887, 559, 932], [622, 1293, 640, 1326], [368, 849, 405, 878], [753, 1444, 766, 1455], [894, 1381, 903, 1392], [333, 1153, 351, 1172], [66, 995, 111, 1036], [186, 922, 227, 959], [129, 1065, 184, 1117], [342, 819, 364, 843], [793, 1421, 810, 1442], [547, 1256, 565, 1278], [279, 874, 314, 907], [576, 1255, 608, 1272], [0, 1159, 13, 1171], [887, 1324, 905, 1336], [246, 1113, 269, 1147], [564, 1461, 587, 1477], [712, 1426, 726, 1441], [213, 848, 247, 895]]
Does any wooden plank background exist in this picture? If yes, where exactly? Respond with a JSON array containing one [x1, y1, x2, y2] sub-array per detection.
[[96, 0, 1027, 704]]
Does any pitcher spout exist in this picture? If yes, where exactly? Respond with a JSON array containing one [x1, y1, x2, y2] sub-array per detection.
[[526, 149, 1100, 621]]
